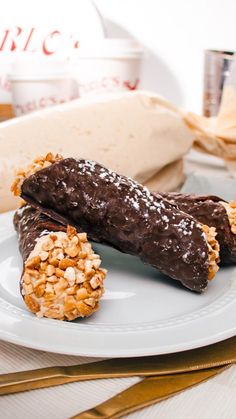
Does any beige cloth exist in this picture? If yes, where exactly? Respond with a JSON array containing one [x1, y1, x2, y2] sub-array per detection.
[[178, 59, 236, 173], [0, 91, 194, 213], [0, 85, 236, 213], [184, 85, 236, 175]]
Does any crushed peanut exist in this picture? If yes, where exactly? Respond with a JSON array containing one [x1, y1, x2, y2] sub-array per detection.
[[220, 201, 236, 235], [201, 224, 220, 280], [11, 152, 63, 196], [21, 226, 107, 320]]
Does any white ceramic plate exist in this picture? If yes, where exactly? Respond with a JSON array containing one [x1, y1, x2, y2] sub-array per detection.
[[0, 211, 236, 357]]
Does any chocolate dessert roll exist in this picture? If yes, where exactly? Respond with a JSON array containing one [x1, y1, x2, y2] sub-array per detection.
[[13, 155, 220, 293], [157, 192, 236, 264], [14, 205, 106, 320]]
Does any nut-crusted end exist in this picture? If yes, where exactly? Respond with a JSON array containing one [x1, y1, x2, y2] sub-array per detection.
[[21, 226, 107, 321], [201, 224, 220, 280], [220, 201, 236, 235], [11, 152, 63, 196]]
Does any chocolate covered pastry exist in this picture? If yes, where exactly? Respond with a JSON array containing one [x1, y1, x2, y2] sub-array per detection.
[[157, 192, 236, 264], [13, 155, 220, 293], [14, 205, 106, 320], [11, 152, 62, 197]]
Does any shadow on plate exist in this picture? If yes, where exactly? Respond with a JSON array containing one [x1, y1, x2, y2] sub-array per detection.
[[94, 242, 193, 294]]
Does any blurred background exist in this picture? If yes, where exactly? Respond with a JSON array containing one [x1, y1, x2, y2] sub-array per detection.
[[96, 0, 236, 112], [1, 0, 235, 119]]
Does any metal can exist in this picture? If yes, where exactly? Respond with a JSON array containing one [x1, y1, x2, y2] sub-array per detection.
[[203, 49, 234, 117]]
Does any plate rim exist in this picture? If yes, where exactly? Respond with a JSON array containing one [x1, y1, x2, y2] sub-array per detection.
[[0, 331, 236, 359]]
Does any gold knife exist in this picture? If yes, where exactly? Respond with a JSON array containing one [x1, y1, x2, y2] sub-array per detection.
[[1, 336, 236, 396], [71, 365, 230, 419]]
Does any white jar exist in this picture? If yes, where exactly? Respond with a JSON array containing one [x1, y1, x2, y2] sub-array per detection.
[[70, 39, 143, 98], [0, 0, 105, 120], [8, 58, 76, 116]]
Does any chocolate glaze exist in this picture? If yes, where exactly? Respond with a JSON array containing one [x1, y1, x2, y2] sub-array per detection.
[[158, 192, 236, 264], [21, 158, 211, 292], [14, 205, 67, 262]]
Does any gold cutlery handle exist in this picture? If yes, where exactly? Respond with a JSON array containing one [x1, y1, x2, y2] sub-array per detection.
[[71, 365, 229, 419], [0, 366, 75, 396], [1, 336, 236, 396], [0, 359, 167, 396]]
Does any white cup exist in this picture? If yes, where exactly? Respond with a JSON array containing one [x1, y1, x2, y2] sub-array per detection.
[[8, 58, 76, 116], [70, 39, 143, 98]]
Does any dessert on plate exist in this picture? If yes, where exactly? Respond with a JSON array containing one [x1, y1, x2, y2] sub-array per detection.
[[157, 192, 236, 264], [13, 154, 220, 293], [14, 204, 106, 320]]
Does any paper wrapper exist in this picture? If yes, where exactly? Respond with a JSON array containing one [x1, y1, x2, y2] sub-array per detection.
[[184, 57, 236, 175], [0, 91, 194, 212], [1, 73, 236, 213]]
